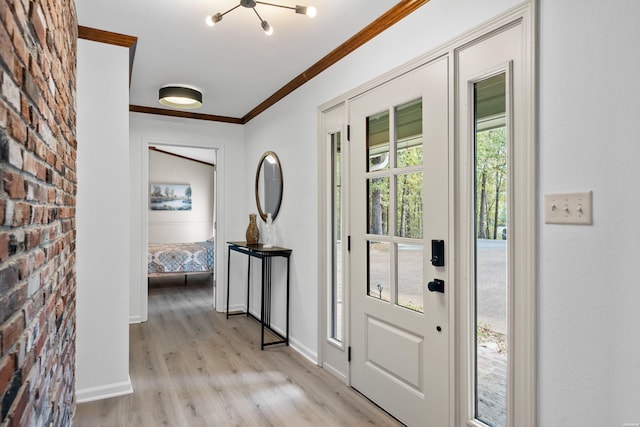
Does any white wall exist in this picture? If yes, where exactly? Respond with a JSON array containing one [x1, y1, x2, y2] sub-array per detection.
[[148, 150, 214, 244], [76, 39, 132, 401], [538, 1, 640, 425], [129, 113, 246, 322]]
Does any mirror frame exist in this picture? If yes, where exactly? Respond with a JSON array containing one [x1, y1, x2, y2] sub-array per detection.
[[255, 151, 283, 222]]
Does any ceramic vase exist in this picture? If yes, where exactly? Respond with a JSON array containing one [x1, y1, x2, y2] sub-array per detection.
[[246, 214, 259, 244]]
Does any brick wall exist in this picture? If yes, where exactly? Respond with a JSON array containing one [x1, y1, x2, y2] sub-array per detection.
[[0, 0, 77, 425]]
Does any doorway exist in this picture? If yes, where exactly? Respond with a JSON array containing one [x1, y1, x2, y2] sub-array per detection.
[[138, 141, 223, 322]]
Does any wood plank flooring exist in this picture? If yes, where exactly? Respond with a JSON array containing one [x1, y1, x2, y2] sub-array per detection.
[[74, 275, 402, 426]]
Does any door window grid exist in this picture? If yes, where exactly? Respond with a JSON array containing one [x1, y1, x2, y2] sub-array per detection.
[[365, 99, 425, 313]]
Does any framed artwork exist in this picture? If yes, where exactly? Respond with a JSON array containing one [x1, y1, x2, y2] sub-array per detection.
[[150, 183, 192, 211]]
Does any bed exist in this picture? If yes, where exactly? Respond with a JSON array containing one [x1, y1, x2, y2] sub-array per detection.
[[147, 240, 215, 279]]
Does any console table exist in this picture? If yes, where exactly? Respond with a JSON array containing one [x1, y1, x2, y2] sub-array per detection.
[[226, 241, 292, 350]]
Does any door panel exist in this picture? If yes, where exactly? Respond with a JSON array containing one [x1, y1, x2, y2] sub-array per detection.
[[350, 56, 449, 426], [366, 315, 423, 390]]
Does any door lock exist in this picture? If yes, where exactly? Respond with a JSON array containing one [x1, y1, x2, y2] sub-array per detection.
[[428, 279, 445, 293], [430, 240, 445, 266]]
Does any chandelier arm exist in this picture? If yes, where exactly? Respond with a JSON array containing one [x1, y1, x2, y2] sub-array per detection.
[[255, 1, 295, 11], [251, 6, 266, 23], [220, 4, 242, 17]]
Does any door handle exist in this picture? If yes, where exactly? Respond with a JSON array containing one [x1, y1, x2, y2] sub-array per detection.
[[428, 279, 445, 293]]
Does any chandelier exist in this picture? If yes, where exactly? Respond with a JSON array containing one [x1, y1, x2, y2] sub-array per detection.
[[206, 0, 316, 36]]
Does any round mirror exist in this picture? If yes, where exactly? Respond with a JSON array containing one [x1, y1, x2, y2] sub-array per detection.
[[255, 151, 283, 222]]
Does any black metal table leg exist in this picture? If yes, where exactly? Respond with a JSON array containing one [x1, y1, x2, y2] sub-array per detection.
[[226, 242, 292, 350], [226, 245, 231, 319]]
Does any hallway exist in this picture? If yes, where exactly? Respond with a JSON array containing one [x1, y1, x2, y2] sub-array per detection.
[[74, 275, 400, 426]]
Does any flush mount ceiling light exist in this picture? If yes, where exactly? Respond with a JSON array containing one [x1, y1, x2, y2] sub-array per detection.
[[206, 0, 316, 36], [158, 86, 203, 109]]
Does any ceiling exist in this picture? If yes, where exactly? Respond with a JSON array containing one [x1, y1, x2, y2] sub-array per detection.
[[75, 0, 402, 121]]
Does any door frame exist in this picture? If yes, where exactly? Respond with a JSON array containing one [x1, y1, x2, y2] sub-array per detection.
[[137, 139, 226, 322], [453, 6, 536, 426], [317, 103, 350, 381], [317, 3, 535, 425]]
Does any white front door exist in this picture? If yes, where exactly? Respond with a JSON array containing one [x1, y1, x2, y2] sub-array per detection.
[[349, 56, 450, 426]]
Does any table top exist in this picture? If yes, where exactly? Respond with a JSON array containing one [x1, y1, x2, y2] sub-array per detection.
[[227, 241, 292, 254]]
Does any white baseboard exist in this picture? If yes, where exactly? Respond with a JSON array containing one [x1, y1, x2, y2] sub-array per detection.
[[322, 362, 348, 384], [289, 336, 318, 365], [226, 304, 246, 313], [76, 376, 134, 403], [129, 315, 143, 324], [240, 310, 318, 365]]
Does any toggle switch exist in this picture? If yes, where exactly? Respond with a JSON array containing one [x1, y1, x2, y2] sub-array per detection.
[[544, 191, 593, 225]]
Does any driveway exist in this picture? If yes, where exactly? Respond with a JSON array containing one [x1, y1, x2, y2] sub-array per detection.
[[476, 239, 507, 334]]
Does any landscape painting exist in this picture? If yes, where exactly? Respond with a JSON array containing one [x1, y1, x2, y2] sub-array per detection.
[[150, 183, 192, 211]]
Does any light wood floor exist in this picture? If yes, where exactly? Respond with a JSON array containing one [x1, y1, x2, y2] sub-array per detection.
[[74, 275, 402, 426]]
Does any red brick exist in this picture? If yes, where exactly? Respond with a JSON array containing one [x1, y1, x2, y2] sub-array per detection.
[[0, 94, 7, 128], [31, 206, 42, 224], [0, 17, 14, 79], [12, 202, 31, 226], [0, 199, 4, 224], [35, 161, 46, 180], [26, 229, 40, 250], [22, 151, 37, 176], [26, 129, 37, 152], [0, 232, 7, 262], [2, 170, 26, 199], [34, 323, 47, 356], [1, 311, 24, 355], [34, 250, 44, 269], [0, 263, 19, 294], [0, 353, 16, 400], [8, 380, 30, 427], [8, 109, 27, 143]]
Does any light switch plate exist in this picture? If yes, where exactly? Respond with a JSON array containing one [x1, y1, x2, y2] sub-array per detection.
[[544, 191, 593, 225]]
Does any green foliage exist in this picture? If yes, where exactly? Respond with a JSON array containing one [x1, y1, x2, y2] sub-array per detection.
[[475, 128, 507, 239], [367, 145, 424, 238], [396, 145, 423, 238]]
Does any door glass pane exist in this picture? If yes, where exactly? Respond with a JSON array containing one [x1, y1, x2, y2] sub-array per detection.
[[396, 99, 423, 168], [367, 177, 389, 235], [331, 132, 342, 342], [397, 243, 423, 313], [367, 240, 390, 302], [367, 111, 390, 172], [474, 73, 507, 427], [396, 172, 423, 238]]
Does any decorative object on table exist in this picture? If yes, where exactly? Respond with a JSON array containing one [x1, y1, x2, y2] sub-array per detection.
[[246, 213, 259, 244], [263, 213, 276, 248], [255, 151, 283, 222], [150, 183, 192, 211]]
